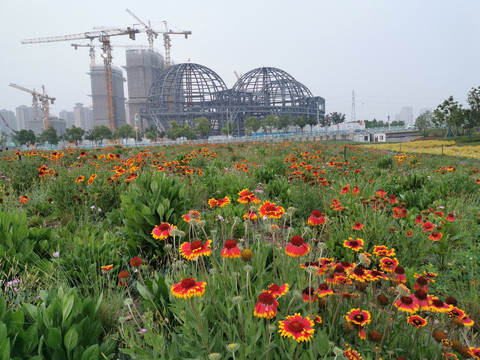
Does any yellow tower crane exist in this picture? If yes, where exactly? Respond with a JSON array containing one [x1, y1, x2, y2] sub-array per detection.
[[21, 27, 139, 131], [9, 83, 55, 129]]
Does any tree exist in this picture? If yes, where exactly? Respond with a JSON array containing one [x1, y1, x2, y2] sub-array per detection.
[[0, 131, 8, 146], [277, 115, 291, 132], [327, 112, 346, 129], [40, 127, 59, 147], [64, 126, 85, 145], [433, 96, 463, 136], [244, 116, 261, 135], [194, 117, 211, 138], [467, 86, 480, 130], [166, 121, 196, 140], [306, 116, 319, 130], [262, 115, 278, 133], [293, 116, 307, 132], [116, 124, 135, 144], [91, 125, 112, 145], [12, 129, 36, 146], [221, 122, 234, 137], [414, 110, 433, 138], [144, 126, 158, 141]]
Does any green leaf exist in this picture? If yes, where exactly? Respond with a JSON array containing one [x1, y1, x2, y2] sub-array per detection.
[[81, 344, 99, 360], [0, 298, 5, 319], [64, 327, 79, 352], [62, 294, 75, 323], [22, 303, 38, 322], [0, 338, 10, 360], [0, 323, 6, 343], [23, 323, 38, 355], [47, 327, 62, 350]]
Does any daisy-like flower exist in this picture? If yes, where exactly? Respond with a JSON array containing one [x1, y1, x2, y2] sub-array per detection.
[[266, 283, 289, 298], [408, 315, 428, 329], [87, 174, 97, 185], [170, 278, 206, 299], [240, 208, 256, 221], [180, 240, 212, 261], [285, 235, 310, 257], [315, 283, 334, 298], [422, 222, 435, 232], [258, 200, 285, 219], [182, 210, 201, 223], [367, 269, 388, 282], [308, 210, 325, 226], [468, 348, 480, 360], [394, 266, 407, 284], [19, 195, 30, 204], [344, 347, 363, 360], [343, 237, 364, 252], [237, 189, 260, 204], [352, 222, 364, 231], [379, 257, 398, 273], [445, 213, 456, 222], [151, 222, 177, 240], [341, 185, 350, 194], [428, 232, 443, 241], [395, 296, 419, 314], [349, 266, 371, 282], [221, 239, 241, 259], [118, 270, 130, 287], [352, 186, 360, 194], [208, 196, 231, 208], [314, 315, 322, 324], [406, 230, 413, 237], [101, 264, 113, 272], [415, 214, 424, 224], [254, 291, 278, 319], [372, 245, 395, 258], [376, 189, 387, 196], [75, 175, 85, 183], [302, 287, 317, 303], [278, 314, 315, 343], [130, 256, 142, 268], [389, 195, 398, 204], [345, 308, 371, 327], [429, 297, 452, 313]]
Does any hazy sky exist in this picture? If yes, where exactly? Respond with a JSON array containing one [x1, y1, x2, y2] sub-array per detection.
[[1, 0, 479, 123]]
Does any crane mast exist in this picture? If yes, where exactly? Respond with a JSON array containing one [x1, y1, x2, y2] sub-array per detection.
[[9, 83, 55, 129], [22, 27, 138, 131]]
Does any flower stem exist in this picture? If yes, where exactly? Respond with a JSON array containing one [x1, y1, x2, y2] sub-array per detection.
[[190, 298, 209, 354]]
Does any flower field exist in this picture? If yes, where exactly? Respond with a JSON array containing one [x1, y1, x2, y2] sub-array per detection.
[[0, 141, 479, 360]]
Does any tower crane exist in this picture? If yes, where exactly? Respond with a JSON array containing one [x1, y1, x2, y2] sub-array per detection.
[[9, 83, 55, 129], [22, 27, 139, 131]]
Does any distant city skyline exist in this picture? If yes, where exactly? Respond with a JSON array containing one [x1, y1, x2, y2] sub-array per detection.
[[1, 1, 479, 124]]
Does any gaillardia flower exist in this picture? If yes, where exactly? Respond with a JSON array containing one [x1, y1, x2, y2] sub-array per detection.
[[221, 239, 241, 259], [308, 210, 325, 226], [266, 283, 289, 298], [258, 201, 285, 219], [254, 291, 278, 319], [171, 278, 206, 299], [130, 256, 142, 268], [151, 222, 177, 240], [180, 240, 212, 260], [408, 315, 428, 329], [343, 237, 364, 252], [395, 296, 419, 314], [237, 189, 260, 204], [182, 210, 201, 223], [278, 314, 315, 343], [285, 235, 310, 257], [352, 222, 364, 231], [345, 308, 371, 327]]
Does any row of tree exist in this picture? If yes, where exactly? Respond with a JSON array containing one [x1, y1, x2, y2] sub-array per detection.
[[414, 86, 480, 136]]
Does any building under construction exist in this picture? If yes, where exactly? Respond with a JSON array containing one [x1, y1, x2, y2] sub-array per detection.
[[143, 63, 325, 136]]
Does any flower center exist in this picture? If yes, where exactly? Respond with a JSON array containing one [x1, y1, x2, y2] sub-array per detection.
[[303, 287, 314, 295], [158, 223, 170, 231], [190, 241, 204, 251], [401, 296, 413, 305], [354, 315, 364, 322], [318, 283, 329, 291], [289, 321, 304, 333], [415, 290, 427, 300], [290, 236, 304, 246], [268, 284, 280, 292], [353, 267, 365, 276], [349, 240, 359, 247], [181, 278, 196, 289], [224, 239, 237, 249], [395, 266, 405, 275], [258, 292, 274, 305], [311, 210, 322, 218], [432, 299, 444, 307]]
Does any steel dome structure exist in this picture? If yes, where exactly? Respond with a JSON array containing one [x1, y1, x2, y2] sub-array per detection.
[[144, 63, 230, 134], [144, 64, 325, 136]]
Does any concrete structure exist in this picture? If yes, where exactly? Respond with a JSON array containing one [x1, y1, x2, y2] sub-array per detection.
[[0, 109, 17, 133], [89, 66, 127, 129], [124, 48, 165, 131], [59, 110, 75, 129], [395, 106, 414, 125], [49, 117, 67, 136], [73, 103, 93, 130], [15, 105, 35, 130]]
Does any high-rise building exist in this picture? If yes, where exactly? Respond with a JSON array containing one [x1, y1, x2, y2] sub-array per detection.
[[16, 105, 44, 134], [49, 117, 67, 136], [395, 106, 414, 125], [73, 103, 93, 130], [59, 110, 75, 129], [124, 48, 165, 130], [89, 66, 127, 129], [0, 109, 17, 134]]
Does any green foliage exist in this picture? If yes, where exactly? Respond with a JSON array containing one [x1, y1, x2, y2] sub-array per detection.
[[193, 117, 211, 138], [255, 158, 287, 184], [12, 129, 36, 146], [376, 156, 394, 169], [91, 125, 112, 144], [64, 126, 85, 144], [166, 121, 197, 140], [116, 124, 135, 143], [39, 127, 59, 146], [119, 172, 190, 254]]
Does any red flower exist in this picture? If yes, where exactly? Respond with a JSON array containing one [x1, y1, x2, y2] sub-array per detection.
[[171, 278, 206, 299], [182, 210, 201, 223], [130, 257, 142, 268], [445, 213, 456, 222], [352, 186, 360, 194], [422, 222, 434, 232], [415, 215, 424, 224], [341, 185, 350, 194], [406, 230, 413, 237], [237, 189, 260, 204], [394, 266, 407, 284], [243, 210, 258, 221], [278, 314, 315, 343], [258, 201, 285, 219], [352, 222, 364, 230], [266, 283, 289, 298], [315, 283, 334, 298], [389, 195, 398, 204], [343, 237, 364, 252], [221, 239, 241, 259], [395, 296, 419, 314], [308, 210, 325, 226], [349, 266, 371, 282], [407, 315, 428, 328], [151, 222, 177, 240], [180, 240, 212, 261], [376, 189, 387, 196], [302, 287, 317, 303], [345, 308, 371, 327], [19, 196, 30, 204], [373, 245, 395, 258], [379, 257, 398, 272], [208, 196, 231, 208], [254, 291, 278, 319], [285, 235, 310, 257], [118, 270, 130, 287], [428, 232, 442, 241]]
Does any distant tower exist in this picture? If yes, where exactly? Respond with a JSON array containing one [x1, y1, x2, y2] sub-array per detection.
[[351, 90, 356, 123]]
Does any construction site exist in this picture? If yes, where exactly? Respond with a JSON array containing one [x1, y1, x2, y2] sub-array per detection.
[[2, 9, 325, 138]]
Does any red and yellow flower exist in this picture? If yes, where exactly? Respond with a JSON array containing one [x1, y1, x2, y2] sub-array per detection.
[[171, 278, 206, 299], [237, 189, 260, 204], [345, 308, 371, 327], [266, 283, 289, 298], [182, 210, 201, 223], [344, 347, 363, 360], [179, 240, 212, 261], [379, 257, 398, 272], [75, 175, 85, 183], [352, 222, 364, 231], [395, 296, 419, 314], [285, 235, 310, 257], [151, 222, 177, 240], [407, 315, 428, 329], [101, 264, 113, 272], [373, 245, 395, 258], [243, 210, 258, 221], [208, 196, 231, 207], [221, 239, 241, 259], [428, 232, 443, 241], [254, 290, 278, 319], [308, 210, 325, 226], [258, 200, 285, 219], [315, 283, 334, 298], [343, 237, 364, 252], [278, 314, 315, 343], [19, 196, 29, 204]]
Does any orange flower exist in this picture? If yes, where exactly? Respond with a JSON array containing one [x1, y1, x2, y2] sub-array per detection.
[[243, 210, 258, 221], [19, 196, 30, 204], [352, 222, 364, 231], [75, 175, 85, 183], [101, 264, 114, 272], [171, 278, 206, 299], [130, 257, 142, 268], [428, 232, 442, 241], [179, 240, 212, 261]]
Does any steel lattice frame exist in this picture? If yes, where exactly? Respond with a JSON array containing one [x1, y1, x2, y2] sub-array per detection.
[[144, 64, 325, 136]]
